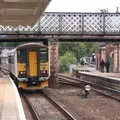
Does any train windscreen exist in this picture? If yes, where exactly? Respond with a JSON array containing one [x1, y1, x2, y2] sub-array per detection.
[[17, 49, 27, 63], [40, 48, 48, 62]]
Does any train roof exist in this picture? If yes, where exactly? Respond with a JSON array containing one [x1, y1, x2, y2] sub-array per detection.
[[16, 42, 48, 50], [8, 43, 48, 54]]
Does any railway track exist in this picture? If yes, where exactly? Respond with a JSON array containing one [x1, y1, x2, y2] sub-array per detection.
[[57, 73, 120, 102], [0, 67, 77, 120], [22, 91, 77, 120], [22, 93, 40, 120], [0, 67, 120, 119], [0, 66, 9, 75]]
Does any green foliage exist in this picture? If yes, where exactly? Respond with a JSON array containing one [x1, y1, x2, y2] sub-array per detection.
[[59, 42, 100, 73], [59, 52, 77, 72], [0, 42, 25, 47], [84, 42, 100, 56], [59, 42, 100, 61]]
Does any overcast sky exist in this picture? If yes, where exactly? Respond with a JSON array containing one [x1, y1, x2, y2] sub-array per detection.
[[45, 0, 120, 12]]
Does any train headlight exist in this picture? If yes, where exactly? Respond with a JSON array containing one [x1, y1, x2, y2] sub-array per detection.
[[40, 70, 47, 74], [18, 71, 26, 78], [20, 72, 23, 74], [43, 70, 46, 73], [40, 70, 48, 77], [20, 71, 26, 75]]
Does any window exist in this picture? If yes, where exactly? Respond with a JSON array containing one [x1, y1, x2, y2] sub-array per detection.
[[40, 48, 48, 62], [8, 56, 14, 64], [17, 49, 27, 63]]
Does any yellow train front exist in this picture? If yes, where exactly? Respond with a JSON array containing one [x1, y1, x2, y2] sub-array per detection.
[[9, 43, 50, 90]]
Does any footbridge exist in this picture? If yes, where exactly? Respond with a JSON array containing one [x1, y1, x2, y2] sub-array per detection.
[[1, 12, 120, 41]]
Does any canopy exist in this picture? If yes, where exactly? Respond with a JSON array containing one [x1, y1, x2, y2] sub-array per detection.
[[0, 0, 51, 26]]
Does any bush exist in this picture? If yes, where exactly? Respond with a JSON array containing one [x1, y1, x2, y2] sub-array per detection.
[[59, 52, 77, 72]]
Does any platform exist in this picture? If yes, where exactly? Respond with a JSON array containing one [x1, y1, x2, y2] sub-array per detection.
[[94, 72, 120, 79], [0, 75, 26, 120], [76, 66, 120, 80], [87, 71, 120, 80]]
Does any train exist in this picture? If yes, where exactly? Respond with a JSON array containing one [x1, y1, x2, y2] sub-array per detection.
[[8, 42, 50, 90]]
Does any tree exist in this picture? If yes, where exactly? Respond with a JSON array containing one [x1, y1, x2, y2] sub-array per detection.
[[0, 42, 25, 47], [59, 52, 77, 72], [59, 42, 100, 61]]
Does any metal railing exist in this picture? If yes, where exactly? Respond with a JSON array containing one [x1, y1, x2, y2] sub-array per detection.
[[1, 12, 120, 35]]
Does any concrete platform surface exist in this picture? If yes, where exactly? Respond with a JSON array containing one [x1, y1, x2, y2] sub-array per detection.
[[90, 71, 120, 80], [0, 76, 26, 120]]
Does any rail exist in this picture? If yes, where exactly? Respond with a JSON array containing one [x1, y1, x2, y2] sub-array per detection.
[[57, 73, 120, 101], [22, 94, 40, 120], [22, 92, 77, 120], [72, 69, 120, 91], [0, 66, 9, 75]]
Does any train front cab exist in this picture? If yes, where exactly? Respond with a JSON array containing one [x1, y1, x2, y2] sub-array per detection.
[[17, 45, 49, 90]]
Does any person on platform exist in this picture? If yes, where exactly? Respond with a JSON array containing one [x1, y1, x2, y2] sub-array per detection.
[[100, 59, 105, 72], [105, 59, 110, 72]]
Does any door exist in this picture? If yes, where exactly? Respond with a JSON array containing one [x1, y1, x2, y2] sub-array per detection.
[[28, 51, 37, 77]]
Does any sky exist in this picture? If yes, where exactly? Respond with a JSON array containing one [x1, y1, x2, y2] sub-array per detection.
[[45, 0, 120, 12]]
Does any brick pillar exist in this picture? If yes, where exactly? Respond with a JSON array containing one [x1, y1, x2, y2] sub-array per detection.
[[48, 40, 59, 88], [96, 50, 101, 70], [117, 43, 119, 72]]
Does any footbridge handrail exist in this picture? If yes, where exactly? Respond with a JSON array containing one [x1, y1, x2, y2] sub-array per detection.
[[0, 12, 120, 35]]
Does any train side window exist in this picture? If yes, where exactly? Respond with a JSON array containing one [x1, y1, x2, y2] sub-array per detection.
[[11, 56, 14, 64], [17, 49, 27, 63], [8, 56, 11, 63], [8, 56, 14, 64]]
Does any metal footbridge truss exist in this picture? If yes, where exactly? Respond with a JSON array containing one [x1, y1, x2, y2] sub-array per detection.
[[1, 12, 120, 41]]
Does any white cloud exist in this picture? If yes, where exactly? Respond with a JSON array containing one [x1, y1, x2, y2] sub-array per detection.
[[46, 0, 120, 12]]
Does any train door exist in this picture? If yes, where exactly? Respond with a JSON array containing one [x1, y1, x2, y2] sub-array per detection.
[[28, 51, 38, 77]]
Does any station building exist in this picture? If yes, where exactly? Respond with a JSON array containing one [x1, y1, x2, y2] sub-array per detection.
[[96, 42, 120, 72]]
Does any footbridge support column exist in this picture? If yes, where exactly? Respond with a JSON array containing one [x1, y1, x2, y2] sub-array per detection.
[[48, 39, 59, 88]]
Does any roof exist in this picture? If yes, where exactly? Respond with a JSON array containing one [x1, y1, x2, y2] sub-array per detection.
[[7, 42, 48, 54], [0, 0, 51, 26], [16, 42, 47, 50]]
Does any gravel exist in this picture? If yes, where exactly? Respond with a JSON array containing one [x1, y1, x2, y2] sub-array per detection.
[[43, 85, 120, 120]]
